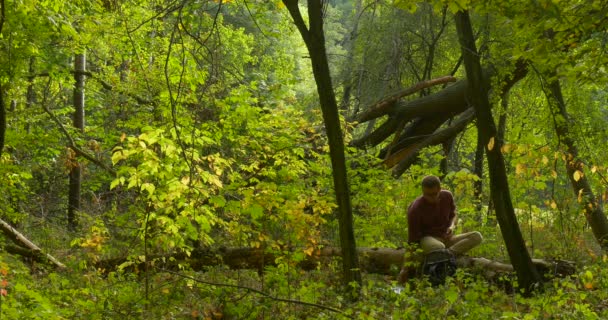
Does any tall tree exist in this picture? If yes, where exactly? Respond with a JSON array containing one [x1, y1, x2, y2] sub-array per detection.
[[454, 10, 541, 294], [68, 52, 86, 231], [282, 0, 361, 297], [543, 75, 608, 250], [0, 0, 5, 158]]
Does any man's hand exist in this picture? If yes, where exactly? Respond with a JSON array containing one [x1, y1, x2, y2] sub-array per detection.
[[445, 225, 455, 240]]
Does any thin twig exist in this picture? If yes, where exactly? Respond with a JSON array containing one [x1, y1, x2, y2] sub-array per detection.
[[39, 82, 115, 175], [156, 267, 351, 317]]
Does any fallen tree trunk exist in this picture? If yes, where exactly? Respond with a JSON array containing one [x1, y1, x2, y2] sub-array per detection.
[[351, 63, 528, 176], [0, 218, 65, 269], [96, 246, 574, 280]]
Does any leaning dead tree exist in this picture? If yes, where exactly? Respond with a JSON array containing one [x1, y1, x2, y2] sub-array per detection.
[[349, 62, 528, 178], [0, 218, 65, 269]]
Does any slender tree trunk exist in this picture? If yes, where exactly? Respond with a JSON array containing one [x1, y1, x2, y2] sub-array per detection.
[[454, 10, 541, 294], [0, 0, 5, 158], [497, 92, 509, 143], [473, 129, 484, 221], [485, 92, 510, 226], [0, 84, 5, 158], [26, 57, 36, 134], [283, 0, 361, 298], [439, 137, 454, 179], [544, 76, 608, 249], [339, 0, 362, 112], [69, 53, 86, 231]]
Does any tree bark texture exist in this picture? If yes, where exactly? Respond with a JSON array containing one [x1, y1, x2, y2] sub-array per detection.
[[69, 53, 86, 231], [282, 0, 361, 294], [454, 10, 542, 294], [544, 76, 608, 250]]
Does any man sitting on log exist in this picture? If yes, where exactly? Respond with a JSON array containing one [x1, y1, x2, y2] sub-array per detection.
[[398, 175, 483, 284]]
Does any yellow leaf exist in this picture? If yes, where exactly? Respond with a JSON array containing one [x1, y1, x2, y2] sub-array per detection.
[[550, 201, 557, 209], [304, 247, 315, 256], [181, 176, 190, 185], [515, 163, 525, 175], [551, 170, 558, 178], [542, 156, 549, 165], [591, 166, 597, 173], [584, 282, 594, 290], [573, 170, 582, 182], [487, 137, 495, 151]]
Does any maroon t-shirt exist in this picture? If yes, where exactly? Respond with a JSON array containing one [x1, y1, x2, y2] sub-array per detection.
[[407, 190, 456, 243]]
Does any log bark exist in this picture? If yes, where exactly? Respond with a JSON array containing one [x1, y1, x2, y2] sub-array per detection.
[[95, 247, 574, 281], [0, 218, 65, 269], [353, 76, 457, 124], [455, 10, 542, 294]]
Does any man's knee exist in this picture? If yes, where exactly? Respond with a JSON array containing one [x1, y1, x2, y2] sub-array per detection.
[[421, 236, 445, 253], [469, 231, 483, 245]]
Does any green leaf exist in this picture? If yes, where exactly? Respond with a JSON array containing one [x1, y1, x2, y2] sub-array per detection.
[[209, 196, 226, 208], [141, 182, 155, 196], [249, 203, 264, 220], [110, 178, 121, 190]]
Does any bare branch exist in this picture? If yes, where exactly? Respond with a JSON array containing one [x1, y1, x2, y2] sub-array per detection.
[[41, 103, 116, 175], [157, 268, 350, 317]]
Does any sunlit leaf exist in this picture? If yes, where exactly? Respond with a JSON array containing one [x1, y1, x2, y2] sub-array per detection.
[[487, 137, 495, 151]]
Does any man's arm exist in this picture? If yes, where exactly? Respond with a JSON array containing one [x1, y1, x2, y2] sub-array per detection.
[[446, 191, 457, 237], [447, 213, 458, 236]]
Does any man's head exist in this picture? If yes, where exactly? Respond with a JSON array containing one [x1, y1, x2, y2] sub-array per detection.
[[421, 175, 441, 203]]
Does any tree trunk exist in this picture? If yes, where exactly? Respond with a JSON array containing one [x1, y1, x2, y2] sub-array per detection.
[[25, 57, 37, 134], [0, 84, 5, 158], [282, 0, 361, 297], [544, 75, 608, 249], [0, 0, 5, 158], [473, 129, 484, 222], [338, 0, 362, 112], [69, 53, 86, 231], [454, 10, 542, 294], [95, 246, 575, 281]]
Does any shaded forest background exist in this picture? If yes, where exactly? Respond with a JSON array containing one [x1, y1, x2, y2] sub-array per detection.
[[0, 0, 607, 318]]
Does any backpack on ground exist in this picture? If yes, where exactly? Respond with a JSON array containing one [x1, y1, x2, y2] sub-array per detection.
[[422, 249, 457, 286]]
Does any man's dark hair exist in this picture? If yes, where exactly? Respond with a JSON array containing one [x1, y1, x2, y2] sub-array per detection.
[[421, 175, 441, 189]]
